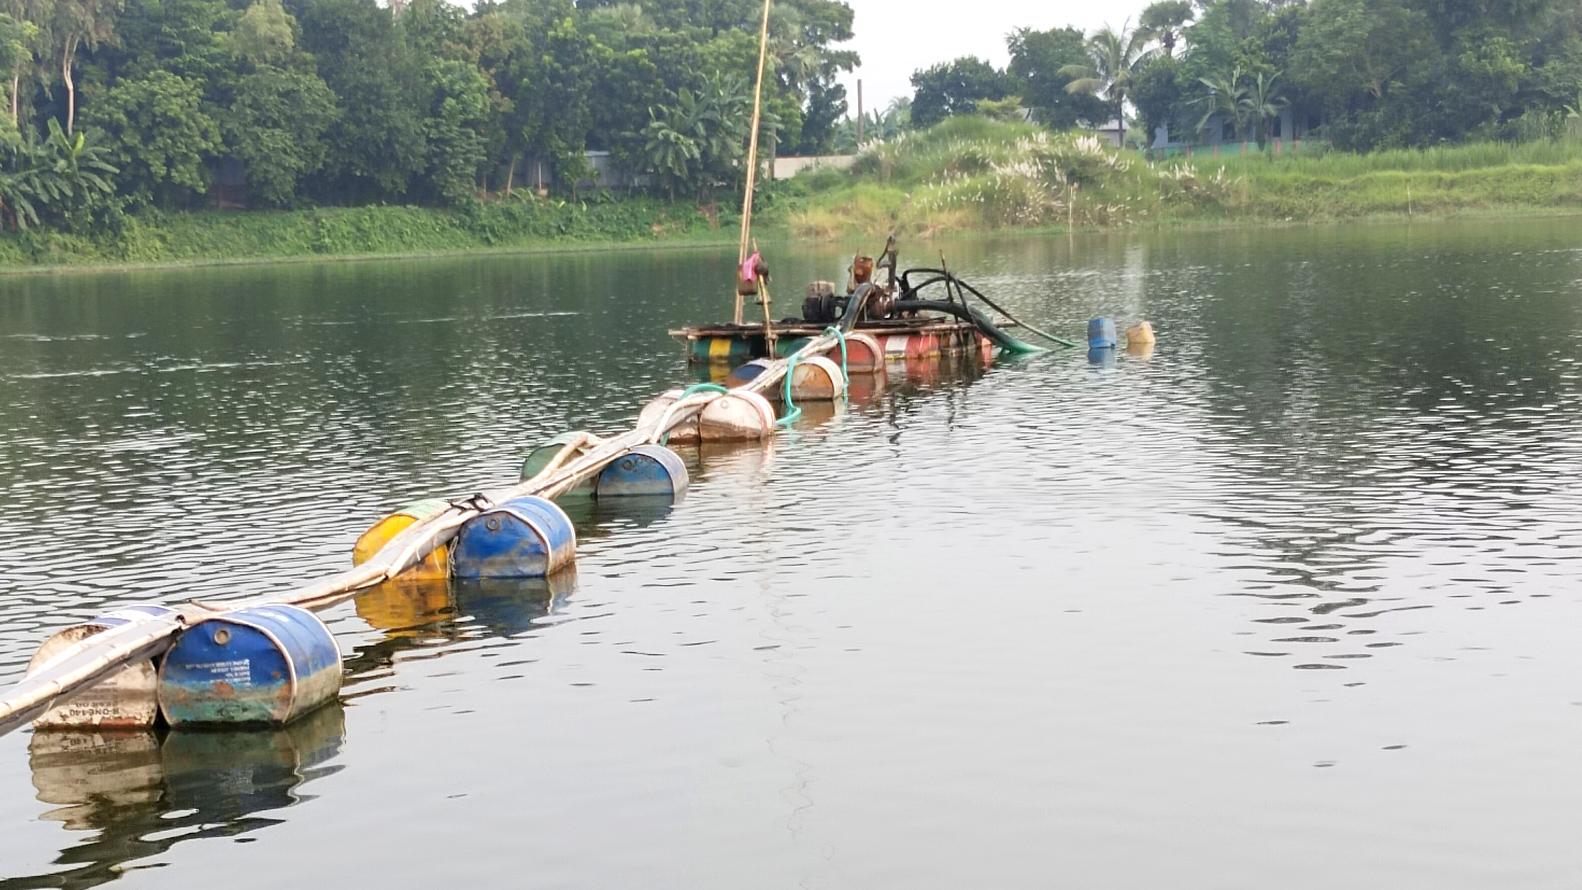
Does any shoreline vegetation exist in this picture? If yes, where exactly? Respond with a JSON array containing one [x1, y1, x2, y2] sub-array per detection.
[[5, 117, 1582, 273]]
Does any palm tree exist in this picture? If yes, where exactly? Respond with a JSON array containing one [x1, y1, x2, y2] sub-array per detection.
[[1194, 65, 1250, 146], [1138, 1, 1194, 59], [1059, 22, 1154, 142], [1241, 70, 1286, 148]]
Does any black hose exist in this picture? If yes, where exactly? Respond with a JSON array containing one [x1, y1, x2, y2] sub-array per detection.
[[900, 269, 1077, 349], [890, 299, 1043, 354]]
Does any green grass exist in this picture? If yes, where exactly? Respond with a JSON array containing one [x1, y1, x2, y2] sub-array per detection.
[[778, 118, 1582, 236], [4, 121, 1582, 270], [0, 196, 739, 269]]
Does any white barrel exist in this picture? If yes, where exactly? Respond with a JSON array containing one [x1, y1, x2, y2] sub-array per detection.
[[638, 389, 700, 444], [699, 391, 776, 441], [26, 606, 177, 730]]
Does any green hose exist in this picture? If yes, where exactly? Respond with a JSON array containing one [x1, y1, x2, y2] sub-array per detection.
[[777, 353, 803, 426], [661, 382, 730, 444], [823, 325, 848, 380]]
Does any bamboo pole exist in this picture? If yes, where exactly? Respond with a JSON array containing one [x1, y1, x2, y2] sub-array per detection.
[[733, 0, 774, 326]]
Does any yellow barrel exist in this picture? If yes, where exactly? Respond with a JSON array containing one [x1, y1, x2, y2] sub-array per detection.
[[352, 498, 451, 581]]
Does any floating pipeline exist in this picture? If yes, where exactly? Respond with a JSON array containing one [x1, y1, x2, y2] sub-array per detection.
[[0, 326, 850, 736], [0, 312, 1146, 737]]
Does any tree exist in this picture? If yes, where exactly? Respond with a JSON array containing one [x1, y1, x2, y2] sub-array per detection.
[[222, 66, 335, 206], [1193, 64, 1249, 141], [293, 0, 426, 201], [0, 0, 50, 127], [1061, 23, 1154, 138], [1242, 69, 1286, 146], [1139, 0, 1194, 58], [52, 0, 121, 133], [80, 69, 220, 206], [417, 58, 490, 205], [640, 106, 699, 199], [1131, 55, 1182, 144], [910, 56, 1011, 127], [1007, 26, 1109, 128], [1289, 0, 1430, 109], [0, 117, 115, 229], [227, 0, 297, 69]]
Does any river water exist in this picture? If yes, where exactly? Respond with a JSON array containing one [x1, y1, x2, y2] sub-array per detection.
[[0, 220, 1580, 888]]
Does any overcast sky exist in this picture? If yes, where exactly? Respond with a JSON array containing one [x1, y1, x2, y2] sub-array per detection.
[[834, 0, 1155, 111]]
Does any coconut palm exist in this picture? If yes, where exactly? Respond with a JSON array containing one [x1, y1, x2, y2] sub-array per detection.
[[1138, 0, 1194, 58], [1059, 22, 1154, 140]]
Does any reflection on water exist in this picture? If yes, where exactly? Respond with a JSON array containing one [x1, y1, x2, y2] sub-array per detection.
[[4, 224, 1582, 887], [8, 706, 344, 890]]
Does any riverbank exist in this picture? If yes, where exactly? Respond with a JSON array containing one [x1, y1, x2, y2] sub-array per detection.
[[0, 198, 743, 271], [5, 118, 1582, 272], [785, 118, 1582, 237]]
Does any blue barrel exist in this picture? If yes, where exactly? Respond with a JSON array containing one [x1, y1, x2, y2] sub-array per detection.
[[158, 605, 342, 727], [725, 358, 774, 388], [451, 496, 577, 578], [1087, 317, 1117, 349], [597, 445, 689, 499]]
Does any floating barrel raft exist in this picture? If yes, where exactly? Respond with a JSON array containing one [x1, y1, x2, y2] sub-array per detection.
[[520, 431, 600, 495], [596, 444, 689, 498], [451, 496, 578, 579], [159, 605, 342, 727], [25, 605, 179, 730], [725, 356, 847, 401], [1, 316, 1152, 737], [676, 318, 987, 367], [353, 498, 452, 581], [638, 389, 777, 444]]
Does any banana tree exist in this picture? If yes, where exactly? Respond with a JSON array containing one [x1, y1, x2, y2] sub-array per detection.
[[1194, 65, 1250, 145]]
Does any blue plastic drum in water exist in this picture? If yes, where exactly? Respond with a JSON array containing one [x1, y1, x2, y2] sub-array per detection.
[[158, 605, 342, 727], [597, 445, 689, 499], [1087, 317, 1117, 350], [451, 496, 578, 578]]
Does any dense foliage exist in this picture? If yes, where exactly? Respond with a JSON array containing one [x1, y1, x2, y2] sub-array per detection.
[[913, 0, 1582, 152], [0, 0, 858, 227]]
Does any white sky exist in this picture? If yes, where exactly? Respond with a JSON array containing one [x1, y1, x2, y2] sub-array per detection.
[[835, 0, 1154, 110]]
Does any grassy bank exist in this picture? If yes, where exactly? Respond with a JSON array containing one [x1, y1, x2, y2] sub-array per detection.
[[0, 197, 741, 269], [782, 117, 1582, 237], [5, 118, 1582, 271]]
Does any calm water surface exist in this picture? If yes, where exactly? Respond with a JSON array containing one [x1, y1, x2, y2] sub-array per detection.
[[1, 221, 1580, 888]]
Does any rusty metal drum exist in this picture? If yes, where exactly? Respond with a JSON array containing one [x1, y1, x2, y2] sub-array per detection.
[[597, 444, 689, 499], [450, 496, 578, 579], [158, 605, 342, 727], [789, 355, 846, 400], [26, 605, 178, 730], [837, 332, 884, 374]]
